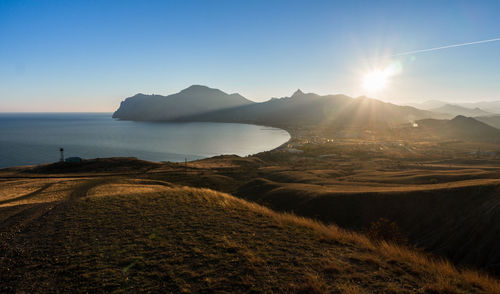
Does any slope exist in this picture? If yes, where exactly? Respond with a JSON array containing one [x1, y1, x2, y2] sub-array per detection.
[[112, 85, 254, 121], [180, 90, 439, 129], [414, 115, 500, 142], [1, 177, 498, 293], [237, 177, 500, 275], [475, 115, 500, 129]]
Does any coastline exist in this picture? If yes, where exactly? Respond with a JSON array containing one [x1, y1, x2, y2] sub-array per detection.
[[114, 115, 295, 151], [0, 114, 291, 169]]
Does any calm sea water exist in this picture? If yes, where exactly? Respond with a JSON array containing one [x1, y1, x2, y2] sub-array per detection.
[[0, 113, 290, 168]]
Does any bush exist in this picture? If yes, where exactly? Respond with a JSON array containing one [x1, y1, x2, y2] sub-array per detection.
[[366, 218, 407, 245]]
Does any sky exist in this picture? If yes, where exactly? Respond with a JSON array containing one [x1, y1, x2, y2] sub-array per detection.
[[0, 0, 499, 112]]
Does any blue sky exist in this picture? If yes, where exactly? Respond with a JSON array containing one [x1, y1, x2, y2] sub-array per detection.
[[1, 0, 499, 111]]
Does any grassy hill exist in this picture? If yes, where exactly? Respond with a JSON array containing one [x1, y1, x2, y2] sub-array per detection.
[[237, 178, 500, 274], [1, 176, 499, 293]]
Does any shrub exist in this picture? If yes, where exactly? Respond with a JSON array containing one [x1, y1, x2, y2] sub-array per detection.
[[366, 218, 407, 245]]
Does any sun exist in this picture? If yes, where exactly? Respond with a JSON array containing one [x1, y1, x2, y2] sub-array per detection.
[[362, 70, 388, 92], [360, 61, 402, 93]]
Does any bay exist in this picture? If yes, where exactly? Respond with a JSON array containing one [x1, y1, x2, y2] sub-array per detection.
[[0, 113, 290, 168]]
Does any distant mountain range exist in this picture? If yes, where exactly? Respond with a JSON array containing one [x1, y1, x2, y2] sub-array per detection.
[[183, 89, 447, 129], [460, 101, 500, 114], [430, 104, 493, 118], [113, 85, 500, 142], [114, 85, 440, 128], [113, 85, 254, 121], [408, 100, 500, 117]]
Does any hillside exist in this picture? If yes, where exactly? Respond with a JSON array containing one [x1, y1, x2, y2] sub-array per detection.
[[0, 174, 498, 293], [179, 90, 439, 129], [475, 115, 500, 129], [430, 104, 492, 118], [238, 178, 500, 275], [112, 85, 254, 121], [414, 115, 500, 142]]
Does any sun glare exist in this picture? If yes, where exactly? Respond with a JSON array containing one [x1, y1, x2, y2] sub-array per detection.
[[361, 61, 402, 93], [362, 70, 388, 92]]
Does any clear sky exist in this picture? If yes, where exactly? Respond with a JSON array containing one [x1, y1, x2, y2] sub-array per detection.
[[1, 0, 499, 112]]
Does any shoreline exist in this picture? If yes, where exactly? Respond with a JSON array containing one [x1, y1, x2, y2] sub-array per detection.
[[0, 116, 292, 169]]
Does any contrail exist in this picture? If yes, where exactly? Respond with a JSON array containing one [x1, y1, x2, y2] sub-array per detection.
[[391, 37, 500, 57]]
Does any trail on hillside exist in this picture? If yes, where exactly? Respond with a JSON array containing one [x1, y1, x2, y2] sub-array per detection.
[[0, 178, 115, 287]]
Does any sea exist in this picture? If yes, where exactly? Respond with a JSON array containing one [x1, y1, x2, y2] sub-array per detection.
[[0, 113, 291, 169]]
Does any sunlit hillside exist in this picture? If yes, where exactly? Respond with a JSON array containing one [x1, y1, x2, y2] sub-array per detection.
[[1, 174, 499, 293]]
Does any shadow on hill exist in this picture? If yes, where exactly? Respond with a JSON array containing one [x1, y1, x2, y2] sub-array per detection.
[[1, 181, 498, 292], [237, 179, 500, 275], [26, 157, 162, 174]]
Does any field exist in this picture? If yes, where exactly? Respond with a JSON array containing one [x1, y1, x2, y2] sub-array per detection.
[[2, 138, 500, 292]]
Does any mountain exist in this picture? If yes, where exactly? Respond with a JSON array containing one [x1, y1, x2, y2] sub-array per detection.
[[430, 104, 493, 118], [459, 101, 500, 114], [475, 115, 500, 129], [113, 85, 254, 121], [415, 115, 500, 142], [407, 100, 500, 115], [178, 89, 440, 129]]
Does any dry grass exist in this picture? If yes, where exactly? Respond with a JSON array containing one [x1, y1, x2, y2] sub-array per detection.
[[2, 157, 500, 293], [334, 281, 368, 294], [100, 183, 500, 292], [182, 186, 500, 293]]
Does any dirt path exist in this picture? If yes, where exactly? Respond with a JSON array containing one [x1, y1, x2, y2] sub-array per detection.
[[67, 178, 113, 200], [0, 183, 54, 205], [1, 179, 109, 238]]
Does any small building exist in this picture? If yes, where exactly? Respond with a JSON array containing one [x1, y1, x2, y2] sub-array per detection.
[[287, 148, 304, 154], [65, 157, 83, 163]]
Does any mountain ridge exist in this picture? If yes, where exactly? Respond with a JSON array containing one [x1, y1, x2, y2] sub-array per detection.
[[113, 85, 442, 129], [112, 85, 254, 121], [112, 85, 500, 142], [412, 115, 500, 142], [430, 104, 493, 118]]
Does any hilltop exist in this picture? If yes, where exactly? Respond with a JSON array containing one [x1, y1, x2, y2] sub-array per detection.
[[0, 172, 498, 293], [113, 85, 254, 121]]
